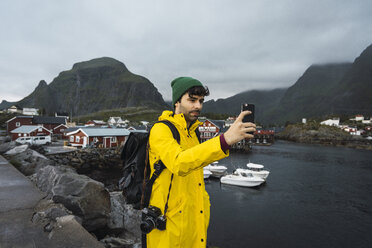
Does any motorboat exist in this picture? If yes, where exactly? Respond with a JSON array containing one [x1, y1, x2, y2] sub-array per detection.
[[204, 161, 227, 178], [243, 162, 270, 180], [220, 170, 265, 187], [203, 167, 213, 179]]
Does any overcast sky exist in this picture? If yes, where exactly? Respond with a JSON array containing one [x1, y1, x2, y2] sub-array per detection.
[[1, 0, 371, 103]]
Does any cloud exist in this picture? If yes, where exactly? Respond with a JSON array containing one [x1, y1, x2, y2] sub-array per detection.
[[0, 0, 371, 102]]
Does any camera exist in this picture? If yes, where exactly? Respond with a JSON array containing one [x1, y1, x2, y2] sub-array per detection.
[[140, 205, 167, 234]]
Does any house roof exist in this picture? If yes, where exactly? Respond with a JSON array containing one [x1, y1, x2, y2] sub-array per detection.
[[67, 127, 130, 137], [10, 125, 52, 134], [33, 116, 67, 124], [208, 119, 225, 129], [6, 116, 33, 123], [53, 124, 68, 130]]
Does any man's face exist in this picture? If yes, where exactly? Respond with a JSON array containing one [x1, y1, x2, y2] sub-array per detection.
[[175, 93, 204, 123]]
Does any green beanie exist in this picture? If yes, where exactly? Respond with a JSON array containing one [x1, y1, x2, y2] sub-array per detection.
[[171, 77, 204, 105]]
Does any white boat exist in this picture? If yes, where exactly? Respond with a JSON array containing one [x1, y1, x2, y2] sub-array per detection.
[[205, 161, 227, 178], [220, 170, 265, 187], [244, 162, 270, 180], [203, 167, 213, 179]]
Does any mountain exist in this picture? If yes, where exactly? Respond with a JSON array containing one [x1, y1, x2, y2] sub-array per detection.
[[0, 100, 16, 110], [16, 57, 168, 116], [202, 43, 372, 125], [203, 88, 288, 123], [269, 63, 352, 123], [325, 43, 372, 115]]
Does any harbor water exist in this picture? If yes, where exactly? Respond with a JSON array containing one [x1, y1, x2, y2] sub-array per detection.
[[206, 140, 372, 248]]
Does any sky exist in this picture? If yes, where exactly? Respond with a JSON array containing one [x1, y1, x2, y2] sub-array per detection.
[[1, 0, 372, 103]]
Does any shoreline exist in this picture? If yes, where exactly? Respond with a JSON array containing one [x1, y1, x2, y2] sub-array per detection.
[[275, 137, 372, 151]]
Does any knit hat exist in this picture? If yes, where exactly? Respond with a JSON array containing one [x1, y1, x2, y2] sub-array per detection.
[[171, 77, 204, 105]]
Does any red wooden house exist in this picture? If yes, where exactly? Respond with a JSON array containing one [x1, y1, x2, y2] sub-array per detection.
[[6, 116, 34, 134], [198, 119, 225, 143], [10, 125, 52, 141], [66, 128, 130, 148], [53, 124, 68, 139]]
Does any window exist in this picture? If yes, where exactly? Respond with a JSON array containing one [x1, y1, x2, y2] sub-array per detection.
[[16, 122, 20, 127], [24, 134, 27, 137], [18, 134, 21, 137], [70, 136, 74, 142], [38, 127, 42, 132], [110, 137, 117, 143], [40, 137, 45, 140], [76, 136, 80, 142]]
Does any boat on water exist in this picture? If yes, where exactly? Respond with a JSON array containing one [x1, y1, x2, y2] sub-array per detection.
[[204, 161, 227, 178], [203, 167, 213, 179], [241, 162, 270, 180], [220, 170, 265, 187]]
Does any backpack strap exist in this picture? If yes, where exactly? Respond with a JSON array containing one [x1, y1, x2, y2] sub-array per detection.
[[157, 120, 180, 144], [195, 127, 201, 143], [141, 120, 180, 209]]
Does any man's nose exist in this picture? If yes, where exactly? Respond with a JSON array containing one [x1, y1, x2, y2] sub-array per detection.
[[194, 101, 202, 109]]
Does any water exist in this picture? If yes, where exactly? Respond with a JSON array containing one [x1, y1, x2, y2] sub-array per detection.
[[206, 141, 372, 248]]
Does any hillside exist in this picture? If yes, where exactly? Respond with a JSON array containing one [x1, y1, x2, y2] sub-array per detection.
[[267, 63, 352, 124], [16, 57, 168, 116], [324, 43, 372, 115], [203, 43, 372, 125]]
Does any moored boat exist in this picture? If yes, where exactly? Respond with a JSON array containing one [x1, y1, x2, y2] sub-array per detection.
[[203, 167, 213, 179], [220, 170, 265, 187], [205, 161, 227, 178], [243, 162, 270, 180]]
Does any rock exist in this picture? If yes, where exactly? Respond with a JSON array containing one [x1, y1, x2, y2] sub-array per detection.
[[32, 199, 73, 227], [122, 201, 142, 239], [100, 236, 139, 248], [48, 215, 105, 248], [35, 165, 111, 231], [7, 147, 52, 176], [5, 144, 29, 155], [0, 141, 18, 154], [108, 192, 126, 229]]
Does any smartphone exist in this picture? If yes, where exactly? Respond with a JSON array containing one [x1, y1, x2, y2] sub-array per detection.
[[241, 103, 255, 123]]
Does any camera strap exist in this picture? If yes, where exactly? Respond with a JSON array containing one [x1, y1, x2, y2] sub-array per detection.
[[163, 174, 174, 215]]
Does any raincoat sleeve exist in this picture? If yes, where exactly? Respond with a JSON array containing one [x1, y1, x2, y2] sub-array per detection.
[[149, 123, 229, 176]]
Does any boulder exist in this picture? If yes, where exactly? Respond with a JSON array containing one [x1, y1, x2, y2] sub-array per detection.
[[0, 141, 17, 153], [122, 204, 141, 239], [49, 215, 105, 248], [100, 236, 140, 248], [108, 192, 126, 229], [6, 147, 52, 176], [32, 199, 74, 229], [35, 165, 111, 231]]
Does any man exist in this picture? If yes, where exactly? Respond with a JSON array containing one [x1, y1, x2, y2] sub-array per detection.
[[147, 77, 255, 247]]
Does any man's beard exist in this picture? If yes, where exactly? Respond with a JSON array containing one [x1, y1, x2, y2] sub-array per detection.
[[186, 110, 200, 121]]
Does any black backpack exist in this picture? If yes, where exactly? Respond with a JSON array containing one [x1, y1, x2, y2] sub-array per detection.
[[119, 120, 180, 209]]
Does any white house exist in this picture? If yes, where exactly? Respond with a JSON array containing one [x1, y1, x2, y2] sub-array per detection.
[[362, 117, 372, 124], [22, 108, 39, 116], [320, 118, 340, 127], [7, 105, 22, 114], [350, 115, 364, 121], [107, 117, 128, 127]]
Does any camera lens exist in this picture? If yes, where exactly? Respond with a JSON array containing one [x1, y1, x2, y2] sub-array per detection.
[[140, 218, 156, 234]]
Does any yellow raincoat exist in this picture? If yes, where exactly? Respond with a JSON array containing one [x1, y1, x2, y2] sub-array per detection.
[[147, 110, 229, 248]]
